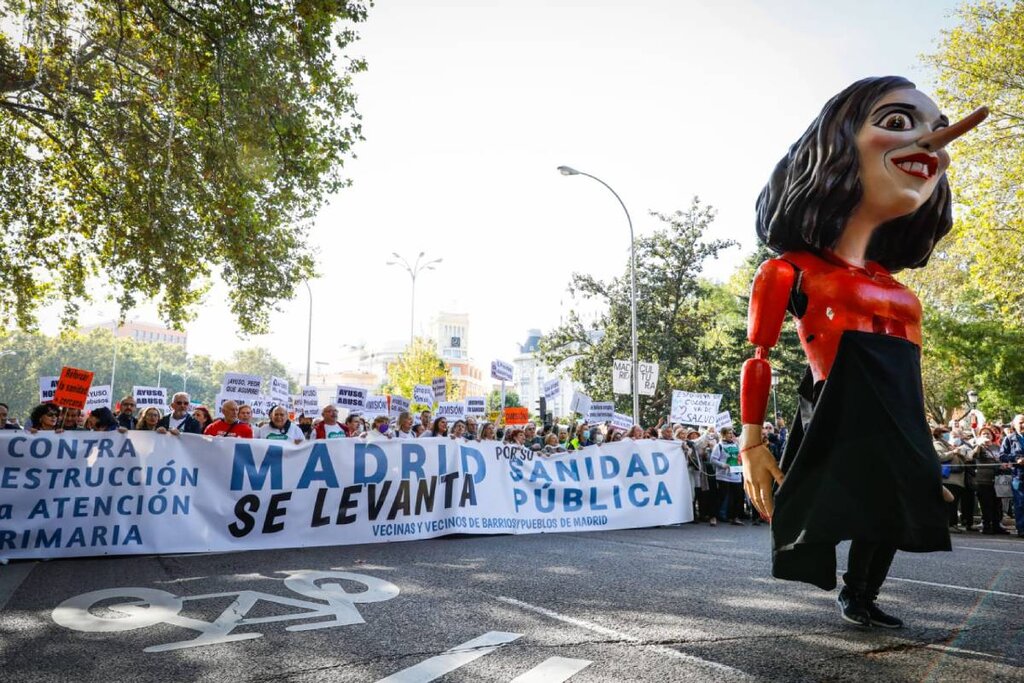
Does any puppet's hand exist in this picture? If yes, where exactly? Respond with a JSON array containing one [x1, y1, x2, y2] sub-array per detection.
[[742, 444, 784, 521]]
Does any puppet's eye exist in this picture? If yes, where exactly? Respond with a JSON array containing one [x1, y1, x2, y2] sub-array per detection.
[[879, 112, 913, 130]]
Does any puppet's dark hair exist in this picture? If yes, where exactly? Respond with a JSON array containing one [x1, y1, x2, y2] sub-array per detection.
[[755, 76, 953, 271]]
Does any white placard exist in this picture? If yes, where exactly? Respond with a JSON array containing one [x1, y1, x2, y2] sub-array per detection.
[[335, 385, 367, 414], [269, 376, 290, 405], [670, 390, 723, 426], [85, 385, 112, 412], [243, 395, 271, 420], [0, 432, 692, 561], [39, 376, 59, 403], [570, 391, 592, 416], [588, 401, 614, 423], [612, 360, 632, 395], [611, 412, 634, 432], [389, 395, 411, 418], [133, 386, 167, 412], [490, 359, 514, 382], [638, 362, 659, 397], [715, 410, 734, 431], [220, 373, 263, 400], [363, 395, 389, 419], [432, 377, 447, 402], [465, 396, 487, 416], [300, 386, 320, 415], [435, 401, 466, 422], [414, 384, 434, 405], [543, 379, 561, 401]]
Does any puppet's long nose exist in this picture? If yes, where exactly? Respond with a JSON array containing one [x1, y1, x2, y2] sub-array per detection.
[[917, 106, 989, 151]]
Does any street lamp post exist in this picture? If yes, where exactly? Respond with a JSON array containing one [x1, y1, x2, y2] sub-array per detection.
[[557, 165, 639, 421], [771, 374, 780, 424], [387, 252, 442, 345]]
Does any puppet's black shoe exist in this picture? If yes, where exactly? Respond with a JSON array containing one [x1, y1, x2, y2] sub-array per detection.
[[865, 601, 904, 629], [837, 587, 870, 627]]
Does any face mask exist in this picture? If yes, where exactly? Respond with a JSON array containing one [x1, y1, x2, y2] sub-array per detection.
[[378, 424, 389, 434], [594, 434, 605, 444]]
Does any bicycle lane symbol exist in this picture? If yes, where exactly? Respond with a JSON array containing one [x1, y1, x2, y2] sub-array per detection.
[[51, 570, 400, 653]]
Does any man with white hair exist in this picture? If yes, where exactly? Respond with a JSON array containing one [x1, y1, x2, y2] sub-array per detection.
[[157, 392, 202, 435], [999, 414, 1024, 537]]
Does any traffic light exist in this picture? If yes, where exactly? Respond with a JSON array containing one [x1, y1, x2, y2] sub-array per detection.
[[536, 396, 548, 425]]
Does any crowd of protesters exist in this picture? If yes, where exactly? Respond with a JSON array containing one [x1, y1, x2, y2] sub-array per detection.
[[3, 394, 1023, 538]]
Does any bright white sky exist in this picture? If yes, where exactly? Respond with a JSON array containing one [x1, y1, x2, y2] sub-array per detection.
[[46, 0, 963, 375]]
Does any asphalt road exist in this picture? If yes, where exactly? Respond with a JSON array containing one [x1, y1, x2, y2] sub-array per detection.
[[1, 523, 1021, 682]]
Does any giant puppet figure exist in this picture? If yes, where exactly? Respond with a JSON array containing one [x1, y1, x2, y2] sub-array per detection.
[[739, 76, 987, 628]]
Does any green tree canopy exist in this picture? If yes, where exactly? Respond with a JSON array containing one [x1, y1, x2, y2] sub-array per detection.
[[538, 198, 741, 425], [916, 0, 1024, 324], [487, 388, 520, 412], [0, 0, 369, 333], [380, 337, 457, 409]]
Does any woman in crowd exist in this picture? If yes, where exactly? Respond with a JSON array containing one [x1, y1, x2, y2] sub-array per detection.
[[237, 404, 253, 428], [343, 413, 362, 437], [60, 408, 84, 431], [27, 403, 59, 433], [608, 430, 623, 443], [710, 426, 743, 525], [367, 416, 391, 441], [626, 425, 644, 440], [192, 406, 213, 433], [412, 424, 425, 438], [478, 422, 496, 441], [933, 426, 968, 532], [257, 405, 305, 444], [450, 420, 466, 440], [135, 407, 162, 431], [86, 407, 122, 432], [427, 416, 448, 437], [395, 411, 415, 439], [972, 425, 1010, 535]]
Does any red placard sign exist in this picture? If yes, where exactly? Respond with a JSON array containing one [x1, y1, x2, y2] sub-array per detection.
[[503, 407, 529, 426], [53, 366, 95, 410]]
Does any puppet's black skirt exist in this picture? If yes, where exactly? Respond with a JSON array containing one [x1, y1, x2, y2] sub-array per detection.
[[771, 331, 951, 590]]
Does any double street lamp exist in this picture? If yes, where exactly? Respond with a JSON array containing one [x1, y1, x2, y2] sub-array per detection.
[[387, 252, 442, 345], [557, 165, 639, 421]]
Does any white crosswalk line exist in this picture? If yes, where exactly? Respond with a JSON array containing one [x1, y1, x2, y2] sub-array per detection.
[[510, 657, 592, 682], [375, 631, 521, 683]]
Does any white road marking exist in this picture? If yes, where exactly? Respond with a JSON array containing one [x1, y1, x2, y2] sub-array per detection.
[[924, 643, 1005, 660], [495, 595, 750, 678], [510, 656, 592, 682], [837, 570, 1024, 600], [959, 546, 1024, 555], [375, 631, 521, 683], [0, 562, 36, 611]]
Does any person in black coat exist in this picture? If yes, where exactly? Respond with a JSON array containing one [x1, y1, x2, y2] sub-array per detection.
[[156, 392, 203, 435]]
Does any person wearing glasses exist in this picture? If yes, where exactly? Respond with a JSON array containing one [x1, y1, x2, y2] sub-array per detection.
[[116, 395, 137, 430], [27, 403, 60, 433], [157, 392, 203, 435]]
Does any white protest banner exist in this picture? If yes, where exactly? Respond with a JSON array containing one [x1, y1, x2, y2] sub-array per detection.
[[133, 386, 167, 412], [612, 360, 632, 395], [670, 390, 723, 426], [543, 379, 561, 401], [490, 359, 514, 382], [638, 362, 659, 397], [389, 395, 411, 418], [570, 391, 592, 417], [300, 386, 320, 416], [431, 377, 447, 402], [588, 401, 614, 423], [269, 376, 290, 405], [413, 384, 434, 405], [465, 396, 487, 416], [715, 410, 734, 431], [39, 376, 58, 403], [85, 385, 112, 413], [0, 432, 692, 561], [335, 385, 367, 414], [363, 395, 389, 419], [221, 373, 262, 401], [611, 412, 634, 433], [436, 401, 466, 422]]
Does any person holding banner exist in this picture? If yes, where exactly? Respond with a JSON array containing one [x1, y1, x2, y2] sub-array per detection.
[[204, 400, 253, 438], [257, 405, 305, 444], [740, 77, 987, 628], [27, 403, 59, 433], [135, 407, 162, 431], [395, 412, 415, 439], [59, 408, 85, 431], [0, 403, 19, 430], [157, 393, 203, 435], [426, 416, 448, 438], [237, 404, 254, 428], [192, 406, 213, 433], [313, 405, 345, 439], [450, 420, 467, 440], [116, 396, 137, 430]]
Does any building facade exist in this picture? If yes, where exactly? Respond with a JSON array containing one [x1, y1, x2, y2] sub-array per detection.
[[79, 320, 187, 347]]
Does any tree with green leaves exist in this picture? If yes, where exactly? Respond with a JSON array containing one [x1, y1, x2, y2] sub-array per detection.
[[487, 388, 520, 412], [539, 198, 739, 425], [0, 0, 369, 333], [380, 337, 457, 408], [916, 0, 1024, 323]]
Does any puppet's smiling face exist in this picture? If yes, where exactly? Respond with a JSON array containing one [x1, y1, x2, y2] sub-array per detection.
[[855, 88, 949, 223]]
